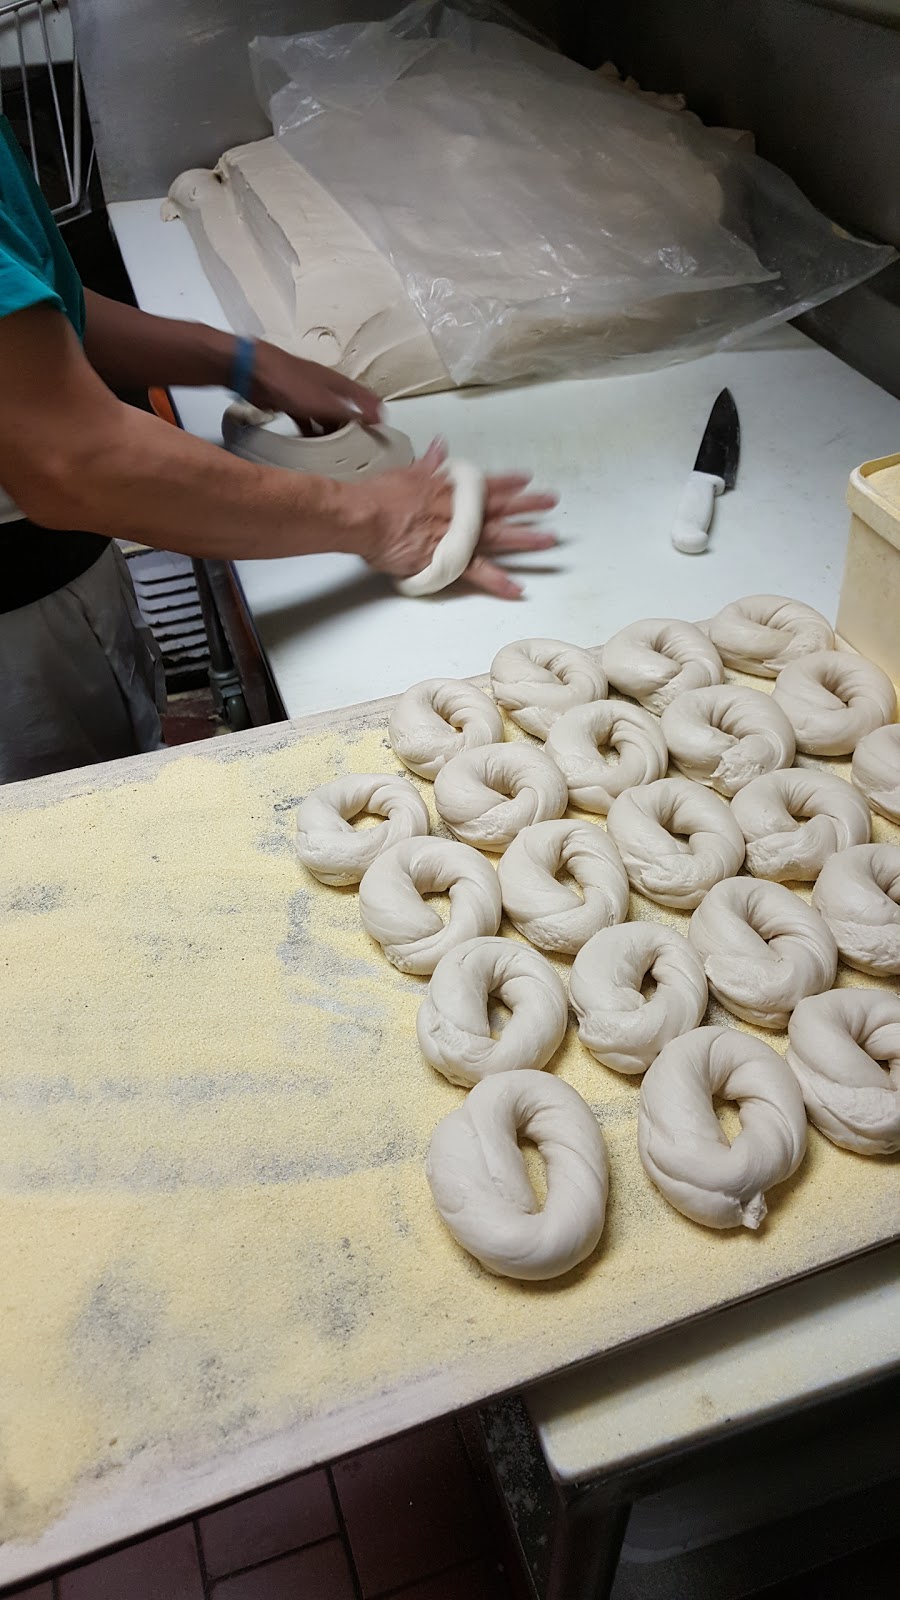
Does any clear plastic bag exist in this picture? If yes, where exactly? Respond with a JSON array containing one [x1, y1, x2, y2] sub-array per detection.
[[251, 1, 895, 388]]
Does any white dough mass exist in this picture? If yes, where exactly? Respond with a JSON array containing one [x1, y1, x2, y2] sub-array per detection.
[[786, 989, 900, 1155], [434, 742, 568, 853], [545, 699, 667, 813], [416, 936, 568, 1086], [389, 678, 503, 780], [688, 876, 838, 1029], [606, 777, 745, 910], [638, 1026, 807, 1230], [852, 724, 900, 824], [772, 651, 896, 756], [601, 618, 724, 714], [570, 923, 708, 1075], [731, 767, 871, 883], [702, 594, 834, 676], [358, 836, 501, 974], [660, 684, 796, 796], [426, 1068, 609, 1280], [811, 843, 900, 976], [294, 773, 429, 886], [496, 818, 629, 956], [394, 461, 486, 597], [490, 638, 607, 738]]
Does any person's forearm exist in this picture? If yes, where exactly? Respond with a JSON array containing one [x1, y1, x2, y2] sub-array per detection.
[[82, 290, 236, 392]]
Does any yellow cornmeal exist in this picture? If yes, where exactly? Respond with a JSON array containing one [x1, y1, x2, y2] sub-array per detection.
[[0, 679, 898, 1546]]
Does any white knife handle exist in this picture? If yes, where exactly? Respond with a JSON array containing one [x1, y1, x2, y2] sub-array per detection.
[[671, 470, 725, 555]]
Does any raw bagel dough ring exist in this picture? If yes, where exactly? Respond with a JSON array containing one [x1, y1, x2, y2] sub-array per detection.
[[294, 773, 430, 886], [545, 699, 668, 813], [811, 843, 900, 976], [702, 594, 834, 676], [772, 651, 896, 756], [388, 678, 503, 780], [638, 1025, 807, 1230], [496, 819, 629, 955], [660, 684, 796, 796], [490, 638, 607, 738], [570, 923, 708, 1075], [852, 724, 900, 823], [416, 936, 568, 1086], [731, 767, 871, 882], [358, 837, 501, 974], [434, 742, 568, 853], [605, 777, 745, 910], [394, 461, 486, 598], [426, 1068, 609, 1280], [601, 618, 724, 714], [786, 989, 900, 1155], [688, 877, 838, 1028]]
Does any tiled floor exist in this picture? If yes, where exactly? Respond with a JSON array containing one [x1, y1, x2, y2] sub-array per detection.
[[9, 1416, 527, 1600]]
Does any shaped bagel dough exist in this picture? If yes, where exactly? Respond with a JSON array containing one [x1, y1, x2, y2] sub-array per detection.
[[703, 594, 834, 675], [358, 837, 501, 974], [606, 777, 745, 910], [772, 651, 896, 756], [786, 989, 900, 1155], [812, 843, 900, 976], [416, 936, 568, 1086], [389, 678, 503, 780], [570, 923, 708, 1075], [426, 1068, 609, 1280], [602, 618, 724, 714], [490, 638, 607, 738], [545, 699, 667, 813], [731, 767, 871, 882], [394, 461, 486, 597], [497, 819, 629, 955], [688, 876, 838, 1028], [660, 684, 795, 797], [434, 742, 568, 853], [852, 724, 900, 824], [638, 1026, 807, 1230], [295, 773, 429, 886]]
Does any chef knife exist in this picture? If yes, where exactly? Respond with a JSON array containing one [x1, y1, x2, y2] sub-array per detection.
[[671, 388, 740, 554]]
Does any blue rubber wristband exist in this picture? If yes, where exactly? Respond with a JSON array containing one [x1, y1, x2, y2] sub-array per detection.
[[230, 336, 257, 401]]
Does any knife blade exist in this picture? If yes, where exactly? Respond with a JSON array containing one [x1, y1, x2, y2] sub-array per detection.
[[671, 388, 740, 554]]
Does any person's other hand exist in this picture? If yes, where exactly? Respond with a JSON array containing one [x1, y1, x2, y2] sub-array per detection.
[[250, 342, 382, 430], [349, 439, 558, 599]]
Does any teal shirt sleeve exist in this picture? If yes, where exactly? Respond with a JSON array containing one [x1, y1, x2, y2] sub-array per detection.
[[0, 115, 85, 337]]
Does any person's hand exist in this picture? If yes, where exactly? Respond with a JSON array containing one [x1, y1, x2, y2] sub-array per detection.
[[347, 439, 558, 599], [250, 342, 383, 430]]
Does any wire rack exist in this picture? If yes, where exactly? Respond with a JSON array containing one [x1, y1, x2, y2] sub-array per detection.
[[0, 0, 92, 221]]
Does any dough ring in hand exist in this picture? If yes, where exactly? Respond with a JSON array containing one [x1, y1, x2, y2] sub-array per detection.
[[490, 638, 607, 738], [812, 843, 900, 976], [601, 618, 724, 714], [545, 699, 667, 813], [389, 678, 503, 779], [638, 1026, 807, 1230], [497, 819, 629, 955], [852, 724, 900, 824], [394, 461, 486, 598], [772, 651, 896, 756], [358, 837, 501, 974], [688, 877, 837, 1028], [426, 1069, 609, 1280], [702, 594, 834, 675], [787, 989, 900, 1155], [570, 923, 708, 1076], [660, 685, 795, 796], [606, 777, 744, 910], [416, 937, 568, 1086], [295, 773, 429, 886], [731, 768, 871, 883], [434, 743, 567, 853]]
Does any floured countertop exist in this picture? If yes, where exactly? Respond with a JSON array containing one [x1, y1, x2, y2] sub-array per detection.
[[0, 682, 898, 1583]]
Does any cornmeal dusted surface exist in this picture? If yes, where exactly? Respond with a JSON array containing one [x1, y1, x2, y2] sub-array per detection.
[[0, 671, 897, 1562]]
